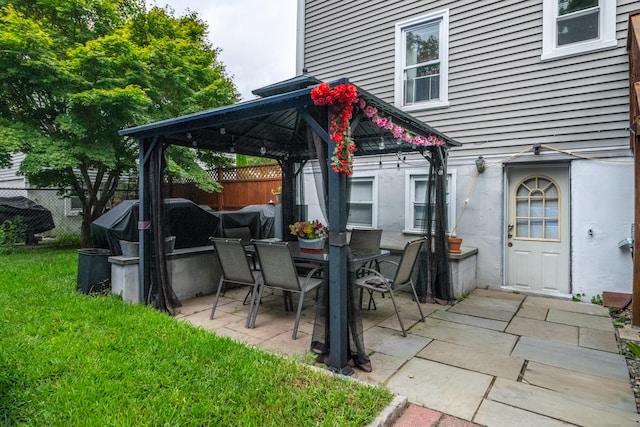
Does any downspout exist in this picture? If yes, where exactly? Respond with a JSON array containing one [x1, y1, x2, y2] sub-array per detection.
[[296, 0, 305, 75]]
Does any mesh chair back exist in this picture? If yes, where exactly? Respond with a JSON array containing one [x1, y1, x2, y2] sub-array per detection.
[[349, 228, 383, 251], [223, 227, 253, 245], [211, 237, 255, 283], [393, 238, 426, 286], [254, 241, 301, 291]]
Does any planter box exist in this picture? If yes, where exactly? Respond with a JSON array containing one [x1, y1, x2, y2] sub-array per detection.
[[109, 246, 221, 303]]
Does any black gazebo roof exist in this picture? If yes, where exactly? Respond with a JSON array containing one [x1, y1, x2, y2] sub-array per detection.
[[119, 75, 460, 158]]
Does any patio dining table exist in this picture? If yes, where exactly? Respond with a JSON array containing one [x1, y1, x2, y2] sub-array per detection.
[[279, 240, 390, 375], [289, 242, 390, 270], [249, 239, 388, 374]]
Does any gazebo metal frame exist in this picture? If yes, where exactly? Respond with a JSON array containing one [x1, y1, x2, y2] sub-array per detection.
[[119, 75, 461, 374]]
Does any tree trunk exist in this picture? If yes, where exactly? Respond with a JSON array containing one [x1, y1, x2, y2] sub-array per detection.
[[80, 213, 93, 248]]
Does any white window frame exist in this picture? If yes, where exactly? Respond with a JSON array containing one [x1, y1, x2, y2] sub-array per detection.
[[394, 10, 449, 111], [404, 169, 456, 234], [64, 196, 83, 216], [347, 174, 378, 229], [541, 0, 617, 61]]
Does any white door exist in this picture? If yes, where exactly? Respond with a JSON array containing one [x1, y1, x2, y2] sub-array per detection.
[[506, 166, 570, 294]]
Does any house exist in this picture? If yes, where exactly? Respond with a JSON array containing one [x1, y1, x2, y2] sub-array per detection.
[[296, 0, 637, 300]]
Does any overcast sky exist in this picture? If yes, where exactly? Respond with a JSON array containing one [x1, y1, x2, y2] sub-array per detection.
[[147, 0, 298, 101]]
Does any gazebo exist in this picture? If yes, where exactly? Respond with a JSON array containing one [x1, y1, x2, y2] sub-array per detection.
[[119, 74, 460, 373]]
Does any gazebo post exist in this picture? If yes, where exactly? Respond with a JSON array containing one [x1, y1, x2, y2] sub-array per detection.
[[280, 159, 296, 241], [327, 139, 351, 374]]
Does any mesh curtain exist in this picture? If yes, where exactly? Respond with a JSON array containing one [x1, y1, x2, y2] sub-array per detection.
[[148, 143, 181, 314], [416, 146, 454, 304]]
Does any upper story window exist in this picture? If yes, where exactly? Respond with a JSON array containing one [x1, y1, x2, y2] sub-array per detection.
[[395, 10, 449, 111], [348, 176, 377, 228], [404, 170, 455, 234], [541, 0, 616, 61]]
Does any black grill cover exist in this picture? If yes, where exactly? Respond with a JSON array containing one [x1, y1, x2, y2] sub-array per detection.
[[91, 199, 276, 255], [90, 198, 221, 255], [0, 196, 55, 234]]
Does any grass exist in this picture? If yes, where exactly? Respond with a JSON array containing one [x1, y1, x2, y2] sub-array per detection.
[[0, 244, 393, 426]]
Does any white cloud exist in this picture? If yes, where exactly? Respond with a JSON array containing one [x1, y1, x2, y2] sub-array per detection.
[[147, 0, 298, 101]]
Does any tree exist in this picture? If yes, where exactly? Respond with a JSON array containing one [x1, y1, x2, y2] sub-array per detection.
[[0, 1, 239, 246]]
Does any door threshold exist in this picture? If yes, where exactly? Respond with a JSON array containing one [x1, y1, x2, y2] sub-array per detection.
[[499, 286, 572, 300]]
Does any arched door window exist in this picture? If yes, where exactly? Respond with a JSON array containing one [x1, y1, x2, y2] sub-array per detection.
[[515, 176, 559, 240]]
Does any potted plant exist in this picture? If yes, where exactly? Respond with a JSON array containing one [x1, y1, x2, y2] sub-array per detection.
[[289, 219, 328, 252], [447, 233, 463, 254], [271, 186, 282, 204]]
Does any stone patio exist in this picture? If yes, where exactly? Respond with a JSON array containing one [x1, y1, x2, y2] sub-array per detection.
[[175, 287, 639, 427]]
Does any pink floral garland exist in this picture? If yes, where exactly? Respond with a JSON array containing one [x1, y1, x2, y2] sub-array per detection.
[[311, 83, 446, 175], [359, 99, 446, 148]]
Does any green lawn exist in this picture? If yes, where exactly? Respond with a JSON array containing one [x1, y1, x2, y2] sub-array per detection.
[[0, 245, 393, 426]]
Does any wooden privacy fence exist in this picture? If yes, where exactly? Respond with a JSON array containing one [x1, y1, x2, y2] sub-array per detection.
[[168, 163, 282, 210]]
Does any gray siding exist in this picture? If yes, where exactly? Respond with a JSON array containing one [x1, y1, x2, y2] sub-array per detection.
[[0, 153, 26, 185], [304, 0, 637, 155]]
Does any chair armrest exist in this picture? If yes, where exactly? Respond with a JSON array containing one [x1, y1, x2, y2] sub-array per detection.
[[304, 266, 323, 281], [376, 259, 399, 269]]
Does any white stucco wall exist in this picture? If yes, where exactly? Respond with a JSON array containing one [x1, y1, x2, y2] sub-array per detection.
[[301, 154, 634, 300], [570, 159, 634, 299], [447, 160, 504, 289]]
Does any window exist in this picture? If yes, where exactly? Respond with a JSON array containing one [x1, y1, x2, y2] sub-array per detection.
[[347, 176, 377, 228], [395, 10, 449, 111], [541, 0, 616, 60], [64, 196, 83, 216], [514, 176, 559, 240], [404, 171, 455, 233]]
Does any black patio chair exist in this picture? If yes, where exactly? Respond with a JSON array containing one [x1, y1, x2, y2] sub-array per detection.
[[210, 237, 262, 328], [354, 237, 426, 336], [250, 241, 323, 339]]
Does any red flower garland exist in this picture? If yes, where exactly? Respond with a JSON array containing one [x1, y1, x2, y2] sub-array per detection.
[[310, 83, 359, 175]]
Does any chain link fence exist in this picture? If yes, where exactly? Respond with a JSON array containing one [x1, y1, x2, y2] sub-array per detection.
[[0, 164, 280, 245], [0, 182, 138, 243]]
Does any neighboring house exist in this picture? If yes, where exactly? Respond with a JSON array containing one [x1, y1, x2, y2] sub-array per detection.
[[298, 0, 637, 299], [0, 153, 85, 236]]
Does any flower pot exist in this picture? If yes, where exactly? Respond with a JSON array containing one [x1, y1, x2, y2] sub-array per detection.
[[120, 237, 175, 257], [298, 237, 325, 253], [448, 236, 462, 254], [120, 240, 139, 257]]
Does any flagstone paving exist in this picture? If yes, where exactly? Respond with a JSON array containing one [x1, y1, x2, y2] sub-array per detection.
[[177, 288, 638, 427], [512, 336, 629, 382]]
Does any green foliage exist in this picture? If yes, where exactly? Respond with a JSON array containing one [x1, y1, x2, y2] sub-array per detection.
[[572, 293, 584, 302], [49, 233, 82, 248], [0, 248, 392, 425], [591, 294, 603, 305], [0, 216, 27, 245], [0, 0, 239, 245], [613, 315, 627, 329], [236, 154, 279, 167], [626, 341, 640, 359]]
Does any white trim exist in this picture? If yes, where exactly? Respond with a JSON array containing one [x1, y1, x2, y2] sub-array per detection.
[[541, 0, 617, 61], [394, 9, 449, 110], [296, 0, 305, 75], [347, 172, 378, 229], [403, 169, 456, 233], [64, 196, 82, 216]]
